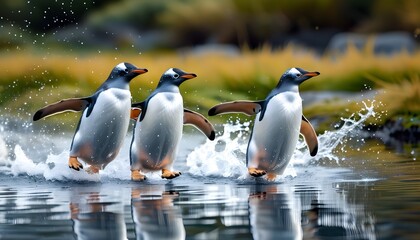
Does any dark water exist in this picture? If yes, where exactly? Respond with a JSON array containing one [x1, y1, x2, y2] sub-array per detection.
[[0, 105, 419, 240], [0, 131, 419, 239]]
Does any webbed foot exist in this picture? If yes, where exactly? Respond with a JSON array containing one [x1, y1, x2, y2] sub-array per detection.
[[266, 173, 277, 181], [131, 189, 141, 198], [131, 170, 147, 181], [249, 192, 267, 200], [69, 156, 83, 171], [86, 165, 100, 174], [161, 169, 181, 179], [69, 203, 79, 219], [248, 168, 267, 177]]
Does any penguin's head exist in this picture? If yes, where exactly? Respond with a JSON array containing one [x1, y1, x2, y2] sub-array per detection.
[[280, 67, 320, 85], [159, 68, 197, 86], [108, 62, 148, 82]]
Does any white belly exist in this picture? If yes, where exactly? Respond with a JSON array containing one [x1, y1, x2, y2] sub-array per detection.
[[247, 92, 302, 174], [132, 186, 185, 239], [249, 189, 302, 240], [131, 93, 183, 171], [71, 88, 131, 168]]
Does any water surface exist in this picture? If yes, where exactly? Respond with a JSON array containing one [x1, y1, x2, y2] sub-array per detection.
[[0, 103, 418, 239]]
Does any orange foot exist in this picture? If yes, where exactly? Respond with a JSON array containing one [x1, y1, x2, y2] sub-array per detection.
[[86, 165, 100, 174], [248, 168, 267, 177], [69, 156, 83, 171], [131, 189, 141, 199], [69, 203, 79, 219], [161, 169, 181, 179], [266, 173, 277, 181], [131, 170, 147, 181], [249, 192, 267, 200]]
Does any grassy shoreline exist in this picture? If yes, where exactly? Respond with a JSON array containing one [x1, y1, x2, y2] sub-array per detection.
[[1, 46, 419, 132]]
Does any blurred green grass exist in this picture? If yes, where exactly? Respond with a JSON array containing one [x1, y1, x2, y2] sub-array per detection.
[[1, 46, 419, 132]]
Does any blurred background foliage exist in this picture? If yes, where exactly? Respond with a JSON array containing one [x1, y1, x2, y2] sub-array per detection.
[[0, 0, 419, 131], [1, 0, 419, 51]]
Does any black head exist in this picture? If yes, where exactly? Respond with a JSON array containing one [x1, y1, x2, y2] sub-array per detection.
[[108, 62, 148, 82], [279, 67, 320, 86], [158, 68, 197, 87]]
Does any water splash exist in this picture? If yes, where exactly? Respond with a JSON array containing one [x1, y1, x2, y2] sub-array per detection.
[[0, 101, 377, 182], [4, 145, 100, 181], [0, 133, 132, 182], [186, 121, 250, 179], [296, 100, 376, 163], [0, 127, 170, 182], [186, 100, 377, 180]]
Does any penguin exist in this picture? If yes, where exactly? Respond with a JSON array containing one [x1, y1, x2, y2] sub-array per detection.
[[33, 62, 148, 173], [249, 185, 302, 239], [70, 188, 127, 240], [130, 68, 215, 181], [208, 67, 319, 180], [131, 186, 185, 240]]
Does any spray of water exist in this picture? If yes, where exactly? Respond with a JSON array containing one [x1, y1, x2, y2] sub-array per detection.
[[186, 121, 250, 179], [0, 101, 377, 182], [297, 100, 376, 163], [186, 100, 377, 180]]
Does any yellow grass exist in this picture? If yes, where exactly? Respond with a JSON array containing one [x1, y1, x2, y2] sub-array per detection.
[[0, 45, 419, 128], [373, 74, 420, 115], [1, 45, 419, 90]]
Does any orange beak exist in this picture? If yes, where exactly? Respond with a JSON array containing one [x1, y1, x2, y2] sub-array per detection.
[[131, 68, 148, 74], [303, 71, 320, 77], [181, 73, 197, 79]]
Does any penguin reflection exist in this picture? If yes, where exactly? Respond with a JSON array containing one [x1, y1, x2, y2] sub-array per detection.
[[131, 186, 185, 240], [302, 201, 348, 240], [70, 192, 127, 240], [249, 185, 302, 240]]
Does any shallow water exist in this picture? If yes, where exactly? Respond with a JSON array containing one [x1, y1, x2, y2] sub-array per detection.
[[0, 102, 419, 239]]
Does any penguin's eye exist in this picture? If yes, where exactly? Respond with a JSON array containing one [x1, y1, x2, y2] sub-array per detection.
[[173, 74, 179, 79], [118, 68, 129, 76], [296, 73, 302, 77]]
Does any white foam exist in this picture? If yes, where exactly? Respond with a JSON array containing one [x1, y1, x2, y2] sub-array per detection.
[[11, 145, 45, 176], [186, 121, 249, 179], [1, 134, 166, 182], [9, 145, 100, 181]]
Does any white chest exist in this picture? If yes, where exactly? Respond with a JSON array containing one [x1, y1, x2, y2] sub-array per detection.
[[139, 92, 184, 133], [83, 88, 131, 120], [259, 92, 302, 127], [252, 92, 302, 149], [144, 93, 183, 121]]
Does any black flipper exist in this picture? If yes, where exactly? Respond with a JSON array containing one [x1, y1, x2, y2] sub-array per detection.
[[208, 100, 264, 116], [300, 115, 318, 156], [184, 109, 216, 140], [132, 101, 147, 122], [84, 92, 103, 118], [33, 97, 92, 121]]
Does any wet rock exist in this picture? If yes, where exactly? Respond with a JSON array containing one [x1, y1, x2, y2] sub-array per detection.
[[270, 28, 340, 54], [370, 118, 419, 154], [327, 32, 417, 55]]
